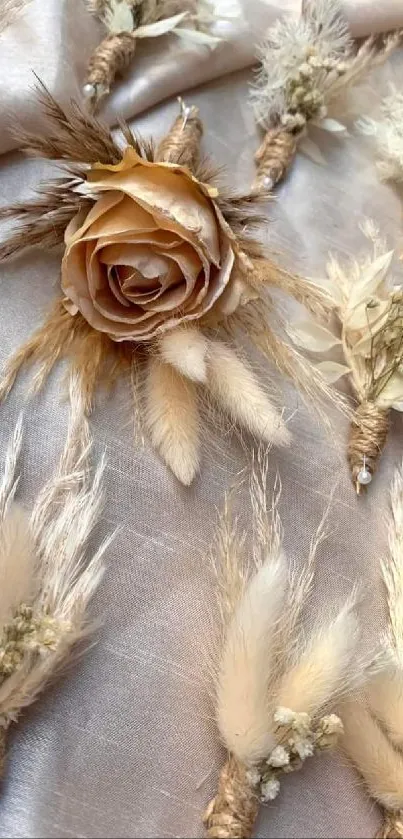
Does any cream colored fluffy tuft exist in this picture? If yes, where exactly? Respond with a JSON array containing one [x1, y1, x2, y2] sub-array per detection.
[[0, 383, 109, 724], [216, 556, 287, 763], [158, 326, 208, 383], [206, 341, 291, 447], [144, 355, 200, 485], [276, 601, 361, 715], [367, 668, 403, 750], [0, 505, 36, 627], [340, 700, 403, 811]]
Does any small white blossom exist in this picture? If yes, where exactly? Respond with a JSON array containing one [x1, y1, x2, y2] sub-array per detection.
[[267, 745, 290, 768], [245, 768, 261, 787], [274, 707, 296, 726], [291, 737, 314, 760], [292, 712, 312, 735], [260, 776, 281, 802]]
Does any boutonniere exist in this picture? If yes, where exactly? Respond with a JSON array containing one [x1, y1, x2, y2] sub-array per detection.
[[0, 90, 344, 484], [251, 0, 400, 192]]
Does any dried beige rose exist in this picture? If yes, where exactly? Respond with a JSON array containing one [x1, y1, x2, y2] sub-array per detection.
[[61, 147, 237, 342]]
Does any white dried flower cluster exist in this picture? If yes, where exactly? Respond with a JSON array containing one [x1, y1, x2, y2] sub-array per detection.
[[360, 87, 403, 183], [289, 222, 403, 411], [251, 0, 399, 144], [247, 706, 344, 804]]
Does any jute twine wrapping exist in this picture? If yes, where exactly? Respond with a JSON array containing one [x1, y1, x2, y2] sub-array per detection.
[[86, 32, 137, 101], [347, 401, 390, 493], [203, 755, 259, 839], [253, 127, 298, 192], [377, 811, 403, 839], [156, 105, 203, 171]]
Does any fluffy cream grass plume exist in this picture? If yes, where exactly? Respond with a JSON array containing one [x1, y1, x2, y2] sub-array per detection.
[[340, 461, 403, 838], [276, 600, 360, 716], [341, 701, 403, 812], [204, 455, 367, 839], [144, 355, 200, 486], [216, 557, 287, 764], [360, 87, 403, 183], [155, 327, 290, 484], [0, 383, 109, 767]]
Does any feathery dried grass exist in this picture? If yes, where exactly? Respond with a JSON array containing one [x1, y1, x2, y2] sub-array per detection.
[[210, 453, 365, 769], [0, 300, 130, 411], [0, 178, 90, 260], [0, 392, 109, 726]]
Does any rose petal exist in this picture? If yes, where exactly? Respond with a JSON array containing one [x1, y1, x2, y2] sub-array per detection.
[[88, 162, 221, 266], [81, 195, 158, 240], [65, 191, 124, 245]]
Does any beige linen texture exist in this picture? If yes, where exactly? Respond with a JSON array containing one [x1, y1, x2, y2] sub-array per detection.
[[1, 2, 403, 838]]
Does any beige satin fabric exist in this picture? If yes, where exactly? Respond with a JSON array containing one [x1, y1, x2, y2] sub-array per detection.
[[1, 0, 403, 155]]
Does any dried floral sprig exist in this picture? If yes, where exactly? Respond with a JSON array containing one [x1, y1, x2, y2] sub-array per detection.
[[203, 452, 370, 838], [0, 381, 110, 773], [250, 0, 400, 192], [288, 221, 403, 493], [83, 0, 219, 109], [360, 86, 403, 184], [341, 461, 403, 838], [0, 89, 347, 486]]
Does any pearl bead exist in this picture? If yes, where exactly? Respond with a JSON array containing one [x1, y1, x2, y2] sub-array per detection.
[[82, 83, 96, 101], [262, 176, 274, 190], [357, 466, 372, 486]]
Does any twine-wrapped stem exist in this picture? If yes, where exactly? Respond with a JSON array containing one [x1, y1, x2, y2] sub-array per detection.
[[377, 810, 403, 838], [252, 127, 298, 192], [84, 32, 137, 107], [156, 99, 204, 171], [347, 401, 390, 494], [203, 755, 259, 839]]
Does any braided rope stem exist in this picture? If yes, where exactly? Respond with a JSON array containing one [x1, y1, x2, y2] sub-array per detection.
[[203, 756, 259, 839], [156, 102, 203, 171], [253, 127, 298, 192], [86, 32, 137, 105], [347, 400, 390, 494]]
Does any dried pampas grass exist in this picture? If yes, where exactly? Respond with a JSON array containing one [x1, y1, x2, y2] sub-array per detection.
[[251, 0, 400, 191], [204, 452, 370, 838], [0, 385, 110, 772], [341, 461, 403, 838]]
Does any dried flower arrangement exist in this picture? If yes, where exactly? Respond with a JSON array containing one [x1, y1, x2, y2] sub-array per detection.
[[360, 86, 403, 183], [340, 461, 403, 838], [288, 222, 403, 493], [250, 0, 400, 192], [0, 90, 344, 486], [83, 0, 219, 109], [203, 454, 370, 838], [0, 379, 109, 775]]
